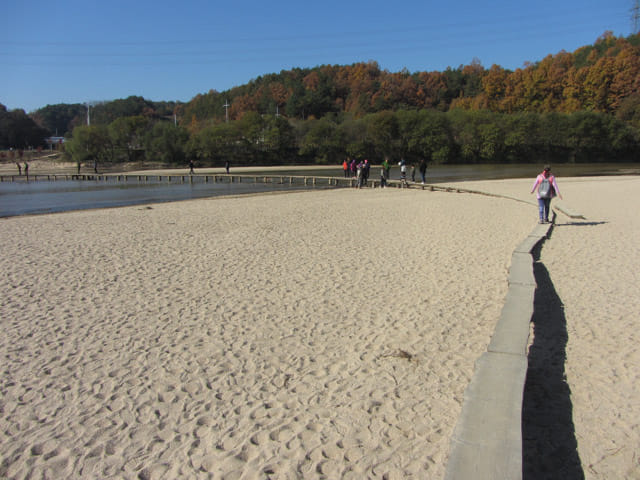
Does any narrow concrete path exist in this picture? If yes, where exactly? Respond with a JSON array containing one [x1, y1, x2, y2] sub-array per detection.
[[444, 194, 580, 479]]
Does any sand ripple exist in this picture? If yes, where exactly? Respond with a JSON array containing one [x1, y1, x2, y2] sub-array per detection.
[[1, 188, 533, 478]]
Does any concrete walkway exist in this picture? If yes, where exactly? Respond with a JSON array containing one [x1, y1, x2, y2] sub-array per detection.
[[444, 212, 557, 479]]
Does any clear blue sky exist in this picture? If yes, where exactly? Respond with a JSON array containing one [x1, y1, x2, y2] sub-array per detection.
[[1, 0, 633, 113]]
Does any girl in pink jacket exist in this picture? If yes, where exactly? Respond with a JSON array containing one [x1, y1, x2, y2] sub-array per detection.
[[531, 165, 562, 223]]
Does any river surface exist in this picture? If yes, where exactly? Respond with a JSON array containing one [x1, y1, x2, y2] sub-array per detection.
[[1, 163, 637, 218]]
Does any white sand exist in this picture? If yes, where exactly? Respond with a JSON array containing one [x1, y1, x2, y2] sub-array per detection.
[[1, 176, 638, 479]]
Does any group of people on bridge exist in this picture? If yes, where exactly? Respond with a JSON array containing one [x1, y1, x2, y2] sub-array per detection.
[[342, 157, 429, 188]]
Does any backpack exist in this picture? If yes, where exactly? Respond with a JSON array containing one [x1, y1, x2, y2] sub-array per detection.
[[538, 176, 554, 198]]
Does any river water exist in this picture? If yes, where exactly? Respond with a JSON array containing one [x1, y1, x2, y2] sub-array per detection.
[[1, 163, 637, 218]]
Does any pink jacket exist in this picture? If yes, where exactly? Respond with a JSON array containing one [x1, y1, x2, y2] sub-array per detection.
[[531, 173, 560, 199]]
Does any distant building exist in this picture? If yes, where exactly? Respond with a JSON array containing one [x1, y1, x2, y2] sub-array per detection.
[[45, 137, 66, 148]]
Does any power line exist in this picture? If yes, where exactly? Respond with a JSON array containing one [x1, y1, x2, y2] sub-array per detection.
[[1, 8, 617, 54], [0, 20, 615, 70]]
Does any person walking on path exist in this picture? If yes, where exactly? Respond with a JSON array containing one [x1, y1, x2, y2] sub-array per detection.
[[16, 162, 22, 176], [225, 160, 230, 174], [531, 165, 562, 223], [189, 159, 195, 174], [343, 158, 349, 177], [419, 159, 427, 184], [24, 162, 29, 179]]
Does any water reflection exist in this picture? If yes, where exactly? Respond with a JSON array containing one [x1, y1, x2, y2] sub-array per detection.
[[0, 178, 316, 217]]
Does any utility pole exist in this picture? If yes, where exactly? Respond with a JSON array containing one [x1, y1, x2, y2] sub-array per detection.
[[223, 100, 230, 123], [86, 103, 91, 126], [633, 0, 640, 34]]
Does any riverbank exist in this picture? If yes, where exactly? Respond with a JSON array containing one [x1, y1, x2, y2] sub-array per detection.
[[1, 176, 638, 479]]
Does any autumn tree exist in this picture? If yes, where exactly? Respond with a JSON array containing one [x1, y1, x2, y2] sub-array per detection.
[[482, 65, 509, 111], [616, 93, 640, 132]]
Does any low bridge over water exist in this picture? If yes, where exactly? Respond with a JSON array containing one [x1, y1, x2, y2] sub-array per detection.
[[1, 172, 463, 192]]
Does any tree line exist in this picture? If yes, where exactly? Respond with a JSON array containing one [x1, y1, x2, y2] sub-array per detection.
[[0, 104, 49, 150], [61, 108, 638, 170]]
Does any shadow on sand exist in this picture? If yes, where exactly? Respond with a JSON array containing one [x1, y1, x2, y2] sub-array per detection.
[[522, 234, 585, 480], [556, 221, 607, 227]]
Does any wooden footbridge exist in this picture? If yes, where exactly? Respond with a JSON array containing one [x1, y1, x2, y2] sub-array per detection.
[[0, 172, 470, 193]]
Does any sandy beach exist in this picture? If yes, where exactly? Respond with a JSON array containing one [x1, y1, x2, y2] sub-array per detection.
[[1, 175, 639, 479]]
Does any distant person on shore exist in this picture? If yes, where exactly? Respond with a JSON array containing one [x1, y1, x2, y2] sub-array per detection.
[[77, 161, 81, 175], [225, 160, 230, 174], [24, 162, 29, 178], [398, 159, 407, 185], [350, 158, 357, 177], [419, 159, 427, 184], [382, 157, 390, 180], [16, 162, 22, 176], [189, 159, 195, 174], [362, 159, 371, 187], [411, 163, 416, 182], [380, 166, 387, 188], [531, 165, 562, 223], [343, 158, 349, 177]]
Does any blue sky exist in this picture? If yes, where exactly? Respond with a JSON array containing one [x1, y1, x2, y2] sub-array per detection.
[[1, 0, 634, 112]]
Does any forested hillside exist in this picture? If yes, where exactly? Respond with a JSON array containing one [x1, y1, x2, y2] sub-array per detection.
[[2, 32, 639, 166], [181, 32, 639, 125]]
